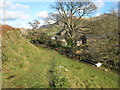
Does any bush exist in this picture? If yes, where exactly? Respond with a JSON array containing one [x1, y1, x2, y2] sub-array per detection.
[[48, 40, 59, 48], [38, 32, 50, 44], [29, 31, 51, 45]]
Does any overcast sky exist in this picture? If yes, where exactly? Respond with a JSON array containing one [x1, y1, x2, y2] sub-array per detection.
[[0, 0, 119, 28]]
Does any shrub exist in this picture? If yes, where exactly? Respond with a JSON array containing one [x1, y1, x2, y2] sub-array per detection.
[[38, 32, 50, 44], [66, 38, 73, 46], [48, 40, 59, 48]]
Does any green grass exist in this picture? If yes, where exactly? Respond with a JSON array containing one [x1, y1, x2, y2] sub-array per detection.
[[2, 30, 119, 88]]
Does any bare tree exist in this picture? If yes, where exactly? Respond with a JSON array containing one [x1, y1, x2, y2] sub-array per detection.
[[28, 20, 40, 30], [45, 12, 61, 25], [50, 0, 97, 51], [110, 9, 120, 16], [107, 2, 119, 16]]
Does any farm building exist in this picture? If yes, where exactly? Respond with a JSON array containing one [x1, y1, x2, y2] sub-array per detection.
[[55, 28, 89, 47]]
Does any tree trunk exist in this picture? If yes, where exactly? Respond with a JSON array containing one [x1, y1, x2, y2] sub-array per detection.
[[71, 39, 76, 54]]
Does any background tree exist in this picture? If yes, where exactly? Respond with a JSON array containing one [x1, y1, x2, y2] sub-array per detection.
[[50, 0, 97, 51], [28, 20, 41, 30], [110, 8, 120, 16], [27, 20, 41, 41], [107, 2, 119, 16]]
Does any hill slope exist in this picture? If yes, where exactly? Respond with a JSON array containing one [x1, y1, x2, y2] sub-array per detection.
[[87, 14, 119, 63], [77, 14, 119, 68], [2, 26, 119, 88]]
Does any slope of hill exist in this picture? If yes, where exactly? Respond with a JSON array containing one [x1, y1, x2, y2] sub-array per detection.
[[78, 14, 119, 69], [2, 25, 119, 88], [0, 25, 19, 35]]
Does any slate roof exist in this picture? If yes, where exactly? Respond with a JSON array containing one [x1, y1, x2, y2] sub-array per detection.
[[56, 29, 66, 35]]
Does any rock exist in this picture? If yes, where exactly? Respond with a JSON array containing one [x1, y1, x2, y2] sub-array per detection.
[[50, 37, 56, 40], [64, 68, 68, 72], [104, 69, 108, 71], [59, 66, 64, 68], [95, 62, 102, 67]]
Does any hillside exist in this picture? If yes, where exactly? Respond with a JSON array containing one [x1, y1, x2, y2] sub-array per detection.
[[2, 25, 119, 88], [0, 25, 20, 35], [83, 14, 119, 68]]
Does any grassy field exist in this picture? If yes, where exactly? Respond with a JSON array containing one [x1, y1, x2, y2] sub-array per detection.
[[2, 30, 119, 88]]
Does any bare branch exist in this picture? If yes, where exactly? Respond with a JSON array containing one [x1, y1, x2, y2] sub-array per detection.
[[49, 0, 97, 40], [28, 20, 40, 30]]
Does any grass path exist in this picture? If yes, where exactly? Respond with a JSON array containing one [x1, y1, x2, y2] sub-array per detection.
[[3, 46, 119, 88]]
